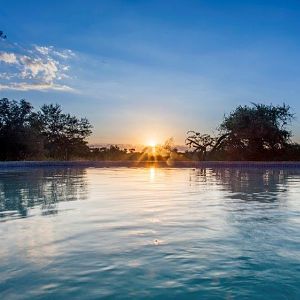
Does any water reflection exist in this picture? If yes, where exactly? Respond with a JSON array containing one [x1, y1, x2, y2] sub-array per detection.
[[149, 167, 156, 181], [190, 168, 300, 259], [190, 168, 298, 202], [0, 168, 87, 220], [1, 167, 300, 299], [1, 167, 299, 220]]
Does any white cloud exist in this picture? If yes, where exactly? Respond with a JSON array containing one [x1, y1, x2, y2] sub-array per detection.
[[0, 82, 74, 92], [0, 72, 15, 80], [19, 56, 59, 82], [34, 45, 75, 59], [0, 52, 17, 64], [34, 46, 50, 55], [53, 49, 75, 59], [0, 44, 75, 92]]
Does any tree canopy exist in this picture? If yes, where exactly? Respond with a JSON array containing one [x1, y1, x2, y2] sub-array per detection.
[[0, 98, 43, 160], [38, 104, 92, 160], [0, 98, 92, 160], [186, 103, 298, 161]]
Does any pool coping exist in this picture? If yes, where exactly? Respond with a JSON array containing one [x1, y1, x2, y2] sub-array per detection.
[[0, 161, 300, 169]]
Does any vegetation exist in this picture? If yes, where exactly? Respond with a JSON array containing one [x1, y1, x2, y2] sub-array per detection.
[[0, 98, 183, 161], [89, 139, 184, 162], [186, 103, 300, 161], [0, 98, 299, 161], [0, 98, 92, 160], [38, 104, 92, 160]]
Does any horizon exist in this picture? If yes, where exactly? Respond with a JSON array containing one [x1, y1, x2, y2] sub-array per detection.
[[1, 1, 300, 145], [89, 142, 189, 152]]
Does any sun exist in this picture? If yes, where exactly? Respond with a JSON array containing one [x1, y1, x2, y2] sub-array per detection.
[[147, 140, 157, 148], [146, 139, 157, 155]]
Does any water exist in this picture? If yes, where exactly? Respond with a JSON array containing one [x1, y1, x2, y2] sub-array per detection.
[[0, 167, 300, 299]]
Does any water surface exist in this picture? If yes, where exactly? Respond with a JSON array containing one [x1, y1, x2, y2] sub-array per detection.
[[1, 167, 300, 299]]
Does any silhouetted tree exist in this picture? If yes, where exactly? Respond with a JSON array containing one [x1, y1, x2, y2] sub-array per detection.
[[0, 98, 44, 160], [38, 104, 92, 160], [186, 131, 229, 160], [219, 103, 294, 160], [186, 132, 218, 160], [187, 103, 298, 161], [90, 145, 128, 160], [0, 99, 93, 160]]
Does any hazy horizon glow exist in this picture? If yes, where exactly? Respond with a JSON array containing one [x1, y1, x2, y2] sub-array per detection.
[[1, 0, 300, 144]]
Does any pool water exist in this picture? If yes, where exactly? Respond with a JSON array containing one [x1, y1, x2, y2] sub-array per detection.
[[0, 167, 300, 299]]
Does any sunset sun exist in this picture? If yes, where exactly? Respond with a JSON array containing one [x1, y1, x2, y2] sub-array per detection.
[[147, 140, 157, 148]]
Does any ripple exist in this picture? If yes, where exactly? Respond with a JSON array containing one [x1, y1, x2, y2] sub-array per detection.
[[1, 167, 300, 299]]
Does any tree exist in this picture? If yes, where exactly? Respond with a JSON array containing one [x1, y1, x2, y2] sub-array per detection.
[[186, 132, 217, 160], [0, 98, 44, 160], [186, 103, 296, 161], [38, 104, 92, 160], [185, 131, 230, 160], [157, 137, 176, 157], [219, 103, 294, 160], [89, 145, 128, 160], [0, 99, 93, 161]]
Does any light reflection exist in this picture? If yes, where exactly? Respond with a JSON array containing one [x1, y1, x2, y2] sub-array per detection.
[[0, 168, 87, 220], [149, 167, 156, 181]]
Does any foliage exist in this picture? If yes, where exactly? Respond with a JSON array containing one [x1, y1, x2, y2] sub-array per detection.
[[89, 138, 187, 162], [0, 98, 92, 160], [0, 98, 44, 160], [1, 98, 299, 162], [38, 104, 92, 160], [90, 145, 128, 160], [187, 103, 299, 161], [219, 103, 294, 160], [186, 132, 218, 160]]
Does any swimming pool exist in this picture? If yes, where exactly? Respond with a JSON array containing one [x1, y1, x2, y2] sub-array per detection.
[[1, 167, 300, 299]]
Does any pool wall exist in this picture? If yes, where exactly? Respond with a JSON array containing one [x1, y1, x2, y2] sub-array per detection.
[[0, 161, 300, 169]]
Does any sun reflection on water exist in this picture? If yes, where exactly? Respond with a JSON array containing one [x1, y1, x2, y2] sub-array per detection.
[[149, 167, 156, 181]]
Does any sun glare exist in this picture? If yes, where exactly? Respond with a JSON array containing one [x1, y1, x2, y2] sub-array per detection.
[[148, 140, 156, 147]]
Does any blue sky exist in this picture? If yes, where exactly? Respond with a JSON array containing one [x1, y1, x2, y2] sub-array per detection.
[[1, 0, 300, 144]]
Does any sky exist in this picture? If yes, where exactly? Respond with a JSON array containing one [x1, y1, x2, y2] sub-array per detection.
[[1, 0, 300, 145]]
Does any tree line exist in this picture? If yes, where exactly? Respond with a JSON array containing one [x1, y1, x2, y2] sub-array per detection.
[[186, 103, 300, 160], [0, 98, 92, 160], [0, 98, 299, 161]]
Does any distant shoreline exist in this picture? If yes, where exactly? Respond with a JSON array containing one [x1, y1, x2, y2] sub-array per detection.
[[0, 161, 300, 169]]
